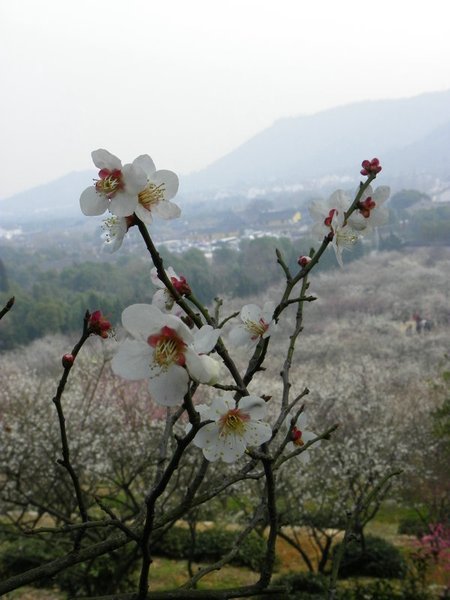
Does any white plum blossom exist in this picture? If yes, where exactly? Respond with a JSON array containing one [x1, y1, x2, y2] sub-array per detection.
[[111, 304, 221, 406], [133, 155, 180, 224], [309, 190, 359, 268], [349, 185, 390, 232], [229, 302, 277, 349], [191, 393, 272, 463], [101, 214, 129, 252], [151, 266, 190, 316], [80, 149, 147, 218], [285, 413, 319, 464]]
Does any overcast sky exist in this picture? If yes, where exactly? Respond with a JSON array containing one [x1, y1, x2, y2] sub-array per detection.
[[1, 0, 450, 199]]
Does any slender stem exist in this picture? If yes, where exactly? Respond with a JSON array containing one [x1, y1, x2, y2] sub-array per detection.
[[0, 296, 15, 320]]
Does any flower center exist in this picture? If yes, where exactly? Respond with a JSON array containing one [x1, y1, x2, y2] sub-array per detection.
[[102, 215, 121, 240], [245, 318, 269, 340], [148, 326, 186, 369], [95, 169, 124, 199], [335, 228, 358, 248], [219, 408, 250, 436], [138, 182, 166, 211], [292, 426, 304, 447]]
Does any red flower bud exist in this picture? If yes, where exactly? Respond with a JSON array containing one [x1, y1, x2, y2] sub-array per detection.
[[360, 157, 382, 176], [88, 310, 112, 338], [171, 275, 191, 297], [62, 353, 75, 368], [297, 255, 312, 267]]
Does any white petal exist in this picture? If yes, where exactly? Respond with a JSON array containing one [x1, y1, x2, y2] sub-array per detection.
[[261, 302, 275, 323], [153, 200, 181, 220], [151, 267, 165, 289], [296, 414, 309, 429], [239, 396, 267, 420], [134, 203, 153, 223], [92, 149, 122, 170], [185, 348, 212, 383], [132, 154, 156, 177], [148, 365, 189, 406], [111, 340, 151, 380], [243, 421, 272, 447], [194, 354, 221, 384], [122, 304, 166, 339], [151, 169, 179, 200], [193, 423, 220, 449], [216, 433, 247, 463], [309, 200, 327, 221], [228, 325, 256, 348], [302, 431, 318, 445], [80, 187, 108, 216], [109, 192, 138, 217], [210, 394, 234, 418], [328, 189, 349, 211], [193, 325, 221, 354], [240, 304, 262, 323], [373, 186, 390, 206], [122, 163, 148, 194]]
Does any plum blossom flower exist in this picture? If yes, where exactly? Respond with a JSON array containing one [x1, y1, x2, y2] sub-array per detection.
[[285, 413, 319, 464], [351, 185, 390, 231], [191, 393, 272, 463], [309, 190, 359, 267], [101, 214, 135, 252], [229, 302, 277, 349], [80, 149, 147, 218], [111, 304, 221, 406], [133, 155, 180, 224], [151, 267, 191, 315]]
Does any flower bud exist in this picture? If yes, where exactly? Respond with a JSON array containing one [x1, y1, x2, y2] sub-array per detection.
[[297, 255, 312, 267], [88, 310, 112, 338], [360, 157, 382, 176], [62, 353, 75, 368]]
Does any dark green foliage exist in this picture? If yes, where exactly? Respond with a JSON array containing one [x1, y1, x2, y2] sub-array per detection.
[[337, 578, 431, 600], [151, 525, 267, 571], [333, 535, 407, 579], [397, 516, 427, 537], [0, 533, 138, 595], [262, 572, 328, 598]]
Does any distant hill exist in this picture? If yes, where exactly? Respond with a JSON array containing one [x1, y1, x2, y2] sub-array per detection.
[[183, 89, 450, 192], [0, 170, 95, 226], [1, 89, 450, 226]]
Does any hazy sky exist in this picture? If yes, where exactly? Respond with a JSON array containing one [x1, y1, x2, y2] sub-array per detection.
[[1, 0, 450, 199]]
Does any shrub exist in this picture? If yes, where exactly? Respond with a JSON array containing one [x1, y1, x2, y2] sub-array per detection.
[[337, 578, 431, 600], [333, 535, 406, 579], [259, 572, 328, 599], [151, 525, 267, 571], [0, 533, 137, 594], [398, 516, 427, 537]]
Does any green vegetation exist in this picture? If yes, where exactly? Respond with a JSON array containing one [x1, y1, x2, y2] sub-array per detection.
[[332, 535, 407, 579]]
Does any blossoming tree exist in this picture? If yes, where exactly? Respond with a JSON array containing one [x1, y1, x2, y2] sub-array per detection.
[[0, 150, 399, 599]]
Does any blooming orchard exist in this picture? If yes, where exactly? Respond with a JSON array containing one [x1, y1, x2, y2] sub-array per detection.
[[0, 152, 402, 599]]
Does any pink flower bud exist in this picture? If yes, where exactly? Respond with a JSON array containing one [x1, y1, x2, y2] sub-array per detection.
[[360, 157, 382, 176], [88, 310, 112, 338], [62, 353, 75, 368], [171, 275, 191, 296], [297, 255, 312, 267]]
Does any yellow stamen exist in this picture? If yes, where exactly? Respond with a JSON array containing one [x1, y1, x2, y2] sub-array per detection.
[[138, 182, 165, 211]]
